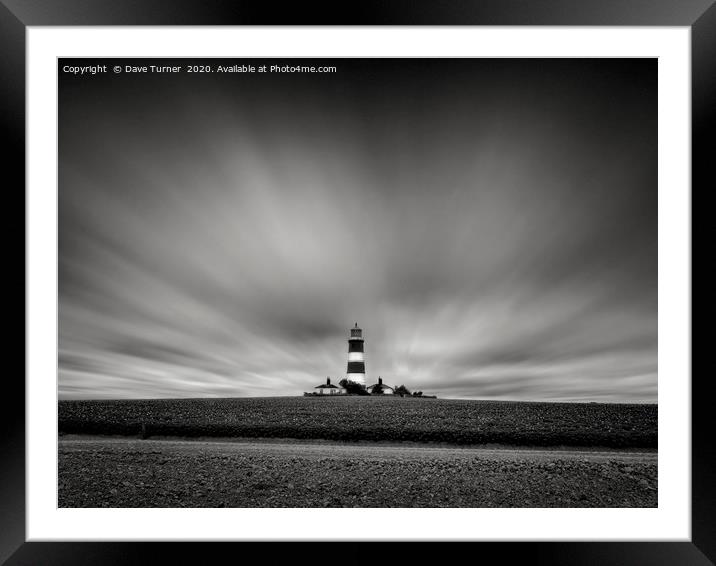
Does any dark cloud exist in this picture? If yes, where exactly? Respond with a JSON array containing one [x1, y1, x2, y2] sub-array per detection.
[[58, 58, 656, 402]]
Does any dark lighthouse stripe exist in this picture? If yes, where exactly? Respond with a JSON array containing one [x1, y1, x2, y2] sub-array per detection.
[[347, 361, 366, 373]]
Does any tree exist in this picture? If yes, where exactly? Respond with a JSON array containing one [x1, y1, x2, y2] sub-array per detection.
[[339, 379, 370, 395], [394, 385, 411, 397]]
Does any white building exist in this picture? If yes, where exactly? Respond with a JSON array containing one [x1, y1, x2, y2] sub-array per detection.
[[314, 377, 345, 395], [367, 377, 394, 395]]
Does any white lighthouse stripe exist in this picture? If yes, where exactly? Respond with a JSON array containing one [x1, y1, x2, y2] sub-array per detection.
[[347, 373, 366, 385], [347, 352, 365, 362]]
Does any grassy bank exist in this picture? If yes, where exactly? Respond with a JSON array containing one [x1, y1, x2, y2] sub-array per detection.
[[58, 396, 657, 448]]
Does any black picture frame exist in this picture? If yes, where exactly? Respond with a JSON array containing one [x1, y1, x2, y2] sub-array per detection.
[[5, 1, 710, 564]]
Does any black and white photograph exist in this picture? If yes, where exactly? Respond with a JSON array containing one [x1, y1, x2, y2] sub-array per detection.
[[58, 57, 657, 509]]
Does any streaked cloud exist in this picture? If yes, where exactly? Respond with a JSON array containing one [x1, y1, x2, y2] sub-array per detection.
[[59, 58, 656, 402]]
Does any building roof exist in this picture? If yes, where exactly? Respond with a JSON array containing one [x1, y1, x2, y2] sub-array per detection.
[[367, 383, 394, 392], [315, 383, 338, 389]]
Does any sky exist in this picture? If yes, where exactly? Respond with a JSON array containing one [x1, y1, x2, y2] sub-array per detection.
[[58, 58, 657, 402]]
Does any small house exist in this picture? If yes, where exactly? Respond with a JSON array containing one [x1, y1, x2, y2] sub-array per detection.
[[367, 376, 394, 395], [314, 377, 345, 395]]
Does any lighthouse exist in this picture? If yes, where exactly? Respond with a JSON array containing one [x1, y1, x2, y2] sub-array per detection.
[[346, 323, 366, 386]]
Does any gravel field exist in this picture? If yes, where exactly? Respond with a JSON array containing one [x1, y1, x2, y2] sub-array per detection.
[[58, 397, 657, 448], [58, 438, 657, 508]]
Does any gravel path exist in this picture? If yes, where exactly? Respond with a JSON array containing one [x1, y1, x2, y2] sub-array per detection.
[[59, 437, 657, 508]]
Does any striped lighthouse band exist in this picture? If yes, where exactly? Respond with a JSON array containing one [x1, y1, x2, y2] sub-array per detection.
[[347, 361, 365, 373], [347, 375, 366, 384], [346, 323, 366, 385]]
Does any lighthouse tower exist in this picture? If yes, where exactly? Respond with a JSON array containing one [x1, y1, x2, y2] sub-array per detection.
[[346, 323, 366, 386]]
